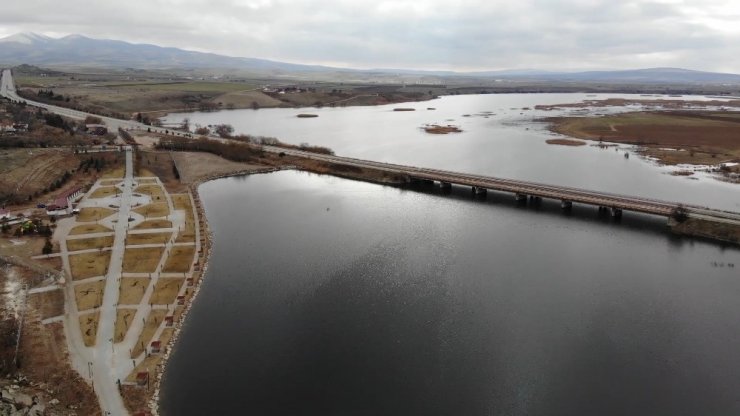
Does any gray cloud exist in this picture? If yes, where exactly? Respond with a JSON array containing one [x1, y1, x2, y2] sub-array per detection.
[[1, 0, 738, 72]]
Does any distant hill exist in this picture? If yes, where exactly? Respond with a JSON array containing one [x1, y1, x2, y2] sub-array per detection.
[[2, 32, 740, 84], [0, 32, 335, 75]]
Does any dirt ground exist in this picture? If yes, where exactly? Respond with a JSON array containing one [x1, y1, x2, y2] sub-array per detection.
[[133, 202, 169, 219], [171, 151, 268, 184], [66, 235, 115, 252], [127, 232, 171, 246]]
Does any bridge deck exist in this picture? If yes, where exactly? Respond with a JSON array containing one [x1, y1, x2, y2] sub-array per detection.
[[264, 146, 740, 223]]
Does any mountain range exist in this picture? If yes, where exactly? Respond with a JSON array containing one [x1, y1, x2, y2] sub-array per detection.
[[2, 32, 740, 84]]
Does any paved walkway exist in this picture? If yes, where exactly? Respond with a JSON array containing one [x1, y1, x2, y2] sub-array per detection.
[[50, 149, 200, 415]]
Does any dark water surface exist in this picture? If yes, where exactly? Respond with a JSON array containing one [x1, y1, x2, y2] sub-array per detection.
[[161, 171, 740, 416]]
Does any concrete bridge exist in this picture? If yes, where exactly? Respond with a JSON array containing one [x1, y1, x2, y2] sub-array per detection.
[[264, 146, 740, 224]]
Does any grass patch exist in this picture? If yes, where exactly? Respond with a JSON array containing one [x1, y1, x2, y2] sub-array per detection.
[[150, 278, 184, 304], [136, 178, 158, 184], [162, 246, 195, 273], [69, 224, 112, 235], [79, 312, 100, 347], [77, 207, 116, 222], [89, 186, 121, 199], [66, 235, 114, 252], [131, 309, 168, 358], [119, 277, 150, 305], [114, 308, 138, 343], [122, 247, 164, 273], [74, 280, 105, 311], [134, 184, 165, 202], [101, 167, 125, 179], [99, 179, 122, 186], [69, 251, 111, 280], [132, 219, 172, 230], [116, 81, 252, 93], [172, 194, 196, 243], [127, 232, 171, 246], [133, 202, 170, 218]]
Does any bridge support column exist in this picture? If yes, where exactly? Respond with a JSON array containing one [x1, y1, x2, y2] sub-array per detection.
[[515, 193, 528, 202], [561, 200, 572, 210], [610, 207, 623, 218], [439, 181, 452, 189], [598, 206, 608, 213], [472, 186, 487, 195], [530, 196, 541, 202]]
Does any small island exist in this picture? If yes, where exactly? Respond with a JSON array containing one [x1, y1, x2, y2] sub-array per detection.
[[546, 138, 587, 146], [296, 113, 319, 118], [394, 108, 416, 111], [423, 124, 463, 134]]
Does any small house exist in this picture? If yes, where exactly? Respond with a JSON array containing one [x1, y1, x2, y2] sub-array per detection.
[[150, 341, 161, 354], [135, 372, 149, 386]]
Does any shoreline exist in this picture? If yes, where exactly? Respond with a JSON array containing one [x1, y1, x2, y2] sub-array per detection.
[[151, 166, 284, 415]]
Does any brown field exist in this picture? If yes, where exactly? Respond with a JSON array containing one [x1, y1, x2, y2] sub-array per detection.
[[131, 309, 168, 358], [127, 232, 172, 246], [89, 186, 120, 199], [69, 224, 112, 235], [69, 251, 111, 280], [79, 312, 100, 347], [77, 207, 116, 222], [114, 308, 138, 343], [132, 219, 172, 230], [100, 179, 122, 186], [122, 247, 164, 273], [66, 235, 115, 252], [0, 149, 80, 205], [133, 184, 165, 202], [170, 152, 266, 184], [30, 288, 65, 320], [549, 111, 740, 167], [133, 202, 170, 218], [150, 278, 184, 304], [136, 178, 159, 184], [119, 277, 151, 305], [214, 90, 283, 108], [546, 138, 587, 146], [163, 246, 195, 273], [74, 280, 106, 311]]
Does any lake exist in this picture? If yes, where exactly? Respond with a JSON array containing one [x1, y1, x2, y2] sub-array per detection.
[[161, 171, 739, 415], [160, 94, 740, 415]]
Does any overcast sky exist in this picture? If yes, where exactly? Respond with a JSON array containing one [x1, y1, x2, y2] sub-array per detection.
[[1, 0, 739, 72]]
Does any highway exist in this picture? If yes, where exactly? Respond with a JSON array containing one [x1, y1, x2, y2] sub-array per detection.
[[1, 68, 175, 134]]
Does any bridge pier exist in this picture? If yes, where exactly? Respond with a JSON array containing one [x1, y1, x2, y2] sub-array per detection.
[[610, 207, 623, 218], [530, 196, 541, 203], [439, 181, 452, 189], [472, 186, 487, 195], [515, 193, 528, 202], [561, 200, 572, 210]]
